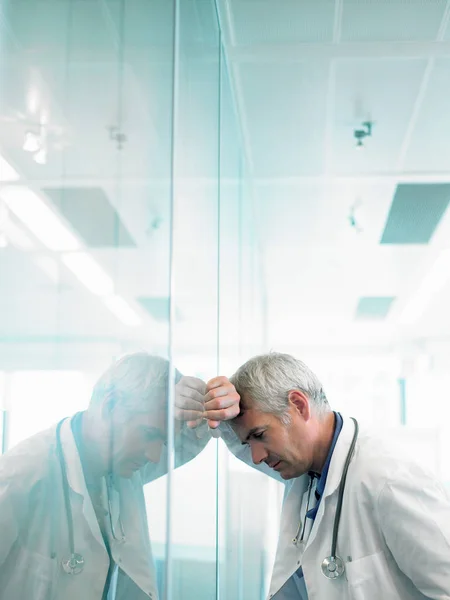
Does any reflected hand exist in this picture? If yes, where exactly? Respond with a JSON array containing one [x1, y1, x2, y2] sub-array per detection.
[[204, 376, 240, 430], [175, 376, 206, 429]]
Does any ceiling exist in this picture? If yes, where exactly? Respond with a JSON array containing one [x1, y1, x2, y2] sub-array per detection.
[[219, 0, 450, 349], [1, 0, 450, 364]]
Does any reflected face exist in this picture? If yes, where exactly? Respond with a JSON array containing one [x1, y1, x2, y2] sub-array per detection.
[[232, 403, 316, 480], [110, 406, 167, 478]]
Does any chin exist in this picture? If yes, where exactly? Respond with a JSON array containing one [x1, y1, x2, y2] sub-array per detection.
[[281, 466, 305, 480]]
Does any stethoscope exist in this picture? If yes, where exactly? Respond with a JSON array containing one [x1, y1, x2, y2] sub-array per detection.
[[55, 418, 126, 576], [293, 417, 359, 580]]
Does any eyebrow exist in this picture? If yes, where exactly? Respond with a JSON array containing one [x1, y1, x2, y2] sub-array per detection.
[[241, 426, 267, 445]]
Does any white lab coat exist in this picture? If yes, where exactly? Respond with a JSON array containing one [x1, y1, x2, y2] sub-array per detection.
[[222, 415, 450, 600], [0, 416, 209, 600]]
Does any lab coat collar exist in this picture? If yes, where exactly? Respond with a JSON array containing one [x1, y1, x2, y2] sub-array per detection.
[[58, 417, 106, 550], [321, 415, 357, 502], [304, 415, 357, 552]]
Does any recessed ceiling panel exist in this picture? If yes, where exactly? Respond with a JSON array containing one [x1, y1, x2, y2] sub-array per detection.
[[45, 187, 136, 248], [355, 296, 395, 320], [380, 183, 450, 245], [138, 297, 182, 322]]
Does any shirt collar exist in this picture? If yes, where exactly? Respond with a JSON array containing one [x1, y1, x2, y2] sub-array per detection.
[[316, 411, 343, 497], [306, 412, 343, 520]]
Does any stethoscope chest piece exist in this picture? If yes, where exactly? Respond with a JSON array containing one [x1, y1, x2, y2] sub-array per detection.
[[62, 553, 85, 575], [321, 555, 345, 579]]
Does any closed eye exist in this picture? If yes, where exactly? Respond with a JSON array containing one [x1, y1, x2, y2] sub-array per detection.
[[241, 426, 269, 445]]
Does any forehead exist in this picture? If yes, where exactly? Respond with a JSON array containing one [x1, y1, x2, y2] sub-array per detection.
[[232, 408, 277, 438]]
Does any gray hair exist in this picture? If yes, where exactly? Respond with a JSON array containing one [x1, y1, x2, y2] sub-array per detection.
[[230, 352, 330, 424], [89, 352, 182, 415]]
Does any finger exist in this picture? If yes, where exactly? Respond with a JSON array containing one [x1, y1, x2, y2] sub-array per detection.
[[204, 395, 237, 411], [206, 376, 231, 392], [187, 418, 203, 429], [208, 421, 221, 438], [204, 405, 240, 422], [204, 385, 237, 403], [179, 376, 207, 393], [175, 394, 205, 411], [176, 386, 206, 405], [207, 419, 220, 429], [174, 408, 204, 422]]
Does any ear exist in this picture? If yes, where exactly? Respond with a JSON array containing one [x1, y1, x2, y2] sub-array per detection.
[[288, 390, 311, 421]]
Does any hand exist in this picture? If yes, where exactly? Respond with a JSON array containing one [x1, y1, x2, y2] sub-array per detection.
[[204, 376, 240, 429], [175, 376, 206, 429]]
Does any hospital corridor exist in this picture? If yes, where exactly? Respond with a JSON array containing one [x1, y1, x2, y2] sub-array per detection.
[[0, 1, 450, 599]]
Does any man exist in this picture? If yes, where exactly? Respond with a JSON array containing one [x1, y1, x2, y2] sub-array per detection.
[[204, 352, 450, 599], [0, 352, 239, 600]]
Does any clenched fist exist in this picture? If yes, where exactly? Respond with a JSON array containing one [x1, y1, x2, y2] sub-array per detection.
[[204, 376, 240, 429]]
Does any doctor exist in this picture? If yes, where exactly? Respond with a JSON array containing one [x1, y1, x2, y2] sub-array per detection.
[[205, 352, 450, 600], [0, 352, 238, 600]]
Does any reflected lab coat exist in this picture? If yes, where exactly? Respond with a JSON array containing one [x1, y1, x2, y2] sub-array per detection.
[[0, 416, 209, 600], [222, 415, 450, 600]]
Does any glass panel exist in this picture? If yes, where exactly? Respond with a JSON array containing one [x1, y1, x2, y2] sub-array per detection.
[[215, 40, 271, 599], [0, 2, 176, 600], [148, 0, 222, 598]]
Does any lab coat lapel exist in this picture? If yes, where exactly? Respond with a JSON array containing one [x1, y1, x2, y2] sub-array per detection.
[[108, 477, 121, 539], [59, 417, 106, 550], [304, 416, 356, 551]]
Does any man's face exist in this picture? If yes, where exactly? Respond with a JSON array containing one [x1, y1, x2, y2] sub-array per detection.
[[110, 405, 167, 478], [232, 401, 316, 480]]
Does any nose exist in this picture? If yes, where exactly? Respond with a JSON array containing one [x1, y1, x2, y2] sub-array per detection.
[[250, 442, 268, 465], [145, 441, 163, 464]]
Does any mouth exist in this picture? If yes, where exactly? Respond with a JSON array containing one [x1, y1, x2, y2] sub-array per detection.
[[270, 460, 282, 470]]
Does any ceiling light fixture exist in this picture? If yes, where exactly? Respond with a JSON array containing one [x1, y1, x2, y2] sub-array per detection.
[[2, 218, 35, 250], [34, 255, 60, 283], [62, 252, 114, 296], [33, 147, 47, 165], [23, 131, 41, 153], [0, 155, 20, 182], [1, 186, 80, 251], [103, 295, 141, 326]]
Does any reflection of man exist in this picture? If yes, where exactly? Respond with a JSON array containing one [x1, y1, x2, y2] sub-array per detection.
[[205, 353, 450, 600], [0, 352, 239, 600]]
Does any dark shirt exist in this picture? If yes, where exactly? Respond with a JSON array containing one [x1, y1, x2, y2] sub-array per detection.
[[306, 411, 343, 521]]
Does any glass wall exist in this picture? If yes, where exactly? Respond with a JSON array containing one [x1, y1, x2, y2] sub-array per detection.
[[0, 0, 265, 598], [1, 2, 450, 600]]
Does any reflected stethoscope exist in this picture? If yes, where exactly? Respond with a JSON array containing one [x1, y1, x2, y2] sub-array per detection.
[[293, 417, 359, 580], [55, 418, 126, 576]]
